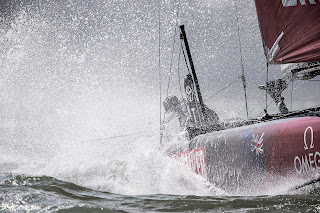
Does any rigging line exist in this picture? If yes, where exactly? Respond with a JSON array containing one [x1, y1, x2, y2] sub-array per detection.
[[37, 0, 41, 16], [205, 76, 242, 102], [90, 132, 144, 142], [291, 79, 293, 111], [157, 0, 162, 144], [265, 62, 269, 112], [161, 0, 182, 127], [233, 0, 249, 118], [258, 83, 287, 116], [180, 40, 192, 75], [296, 79, 320, 82], [267, 82, 287, 109], [294, 176, 320, 190], [267, 99, 274, 108], [177, 47, 184, 99], [165, 0, 182, 98], [257, 100, 274, 117]]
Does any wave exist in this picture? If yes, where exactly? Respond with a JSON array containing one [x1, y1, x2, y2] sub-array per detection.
[[0, 133, 224, 197], [1, 173, 319, 213]]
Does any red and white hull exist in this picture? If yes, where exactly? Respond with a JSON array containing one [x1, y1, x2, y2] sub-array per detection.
[[175, 116, 320, 193]]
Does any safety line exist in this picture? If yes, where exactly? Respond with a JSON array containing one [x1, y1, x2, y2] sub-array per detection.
[[205, 76, 242, 102]]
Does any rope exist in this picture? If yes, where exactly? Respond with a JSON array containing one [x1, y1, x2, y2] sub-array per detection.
[[267, 99, 274, 108], [161, 0, 182, 127], [91, 132, 144, 142], [265, 62, 269, 112], [258, 81, 288, 116], [233, 1, 249, 118], [256, 100, 274, 118], [177, 47, 184, 99], [205, 76, 242, 102], [296, 79, 320, 82], [157, 0, 162, 144], [291, 80, 293, 110], [180, 40, 192, 75], [165, 0, 182, 98], [37, 0, 41, 16], [294, 176, 320, 190]]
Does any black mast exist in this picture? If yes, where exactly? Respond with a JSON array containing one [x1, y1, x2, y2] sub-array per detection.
[[179, 25, 207, 122]]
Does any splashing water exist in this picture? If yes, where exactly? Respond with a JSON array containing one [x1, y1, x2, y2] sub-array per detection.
[[0, 128, 226, 196], [0, 1, 229, 199], [1, 1, 320, 212]]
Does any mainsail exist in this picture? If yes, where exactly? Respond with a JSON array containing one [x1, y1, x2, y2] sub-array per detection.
[[254, 0, 320, 64]]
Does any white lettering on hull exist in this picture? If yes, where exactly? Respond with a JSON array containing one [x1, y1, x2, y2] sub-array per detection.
[[304, 126, 314, 150], [281, 0, 317, 7], [294, 152, 320, 174], [294, 126, 319, 175]]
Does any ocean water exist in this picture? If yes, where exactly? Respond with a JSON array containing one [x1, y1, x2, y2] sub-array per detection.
[[1, 173, 320, 213], [1, 133, 320, 213]]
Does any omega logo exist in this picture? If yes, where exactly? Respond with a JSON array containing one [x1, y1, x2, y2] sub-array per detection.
[[304, 126, 314, 150], [294, 126, 319, 175]]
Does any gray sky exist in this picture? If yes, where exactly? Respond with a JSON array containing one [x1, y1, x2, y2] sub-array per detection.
[[0, 0, 319, 141]]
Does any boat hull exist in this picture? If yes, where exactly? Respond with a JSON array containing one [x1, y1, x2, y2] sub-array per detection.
[[176, 116, 320, 193]]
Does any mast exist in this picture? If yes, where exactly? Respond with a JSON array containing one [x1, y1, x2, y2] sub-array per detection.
[[179, 25, 207, 122]]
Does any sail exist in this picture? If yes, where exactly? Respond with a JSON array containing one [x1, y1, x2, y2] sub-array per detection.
[[254, 0, 320, 64]]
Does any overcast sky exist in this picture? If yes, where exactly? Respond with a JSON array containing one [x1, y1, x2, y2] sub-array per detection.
[[0, 0, 319, 141]]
